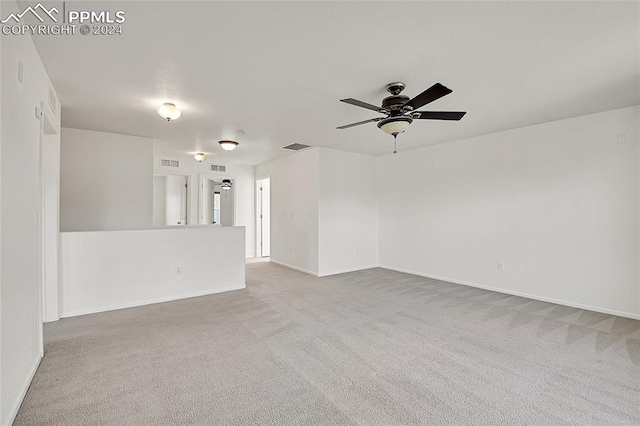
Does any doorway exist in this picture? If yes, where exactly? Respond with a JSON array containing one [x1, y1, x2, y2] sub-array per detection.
[[153, 174, 189, 226], [199, 175, 235, 226], [256, 177, 270, 257]]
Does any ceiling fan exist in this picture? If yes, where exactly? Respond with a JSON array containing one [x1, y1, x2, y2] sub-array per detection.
[[337, 82, 466, 153]]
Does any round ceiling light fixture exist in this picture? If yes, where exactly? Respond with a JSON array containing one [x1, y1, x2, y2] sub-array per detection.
[[219, 140, 239, 151], [157, 103, 181, 121], [221, 179, 232, 191], [377, 116, 412, 136], [193, 152, 207, 162]]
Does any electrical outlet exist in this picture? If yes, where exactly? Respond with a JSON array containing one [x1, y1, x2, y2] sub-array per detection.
[[497, 262, 504, 271], [175, 265, 182, 275]]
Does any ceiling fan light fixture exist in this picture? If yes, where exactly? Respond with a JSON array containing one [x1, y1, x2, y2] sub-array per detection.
[[157, 103, 181, 121], [193, 152, 207, 162], [377, 116, 412, 135], [219, 140, 239, 151], [221, 179, 232, 191]]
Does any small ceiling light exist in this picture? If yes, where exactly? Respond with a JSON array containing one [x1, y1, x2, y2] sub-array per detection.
[[221, 179, 232, 191], [377, 116, 412, 135], [157, 103, 181, 121], [193, 152, 207, 162], [377, 116, 413, 154], [219, 140, 239, 151]]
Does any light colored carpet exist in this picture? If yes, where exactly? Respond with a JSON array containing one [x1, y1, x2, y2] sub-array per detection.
[[15, 263, 640, 425]]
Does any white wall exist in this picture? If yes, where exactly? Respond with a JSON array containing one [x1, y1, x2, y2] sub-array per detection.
[[256, 148, 320, 275], [378, 106, 640, 318], [41, 113, 61, 324], [164, 175, 186, 225], [219, 183, 234, 226], [153, 155, 255, 257], [152, 176, 166, 226], [60, 128, 154, 232], [60, 227, 246, 317], [318, 148, 378, 276], [255, 147, 378, 277], [0, 0, 62, 422]]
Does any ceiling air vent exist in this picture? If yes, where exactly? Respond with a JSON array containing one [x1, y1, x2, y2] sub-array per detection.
[[210, 164, 226, 172], [283, 143, 310, 151], [160, 159, 179, 168]]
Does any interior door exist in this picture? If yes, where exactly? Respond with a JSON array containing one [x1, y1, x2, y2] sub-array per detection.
[[180, 177, 188, 225], [201, 178, 213, 224], [165, 175, 187, 225], [257, 178, 270, 257]]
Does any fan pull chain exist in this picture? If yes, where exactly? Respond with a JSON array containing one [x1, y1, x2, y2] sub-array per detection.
[[393, 134, 398, 154]]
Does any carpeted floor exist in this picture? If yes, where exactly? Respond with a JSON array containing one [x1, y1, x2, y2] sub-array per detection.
[[15, 262, 640, 425]]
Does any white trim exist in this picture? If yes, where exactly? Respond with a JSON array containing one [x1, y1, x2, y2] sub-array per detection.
[[61, 285, 246, 318], [255, 176, 271, 258], [6, 353, 42, 426], [318, 265, 379, 277], [270, 259, 319, 277], [379, 265, 640, 320], [153, 171, 191, 226]]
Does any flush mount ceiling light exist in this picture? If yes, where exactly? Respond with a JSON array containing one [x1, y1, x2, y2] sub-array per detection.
[[221, 179, 232, 191], [219, 140, 239, 151], [157, 103, 181, 121], [193, 152, 207, 162]]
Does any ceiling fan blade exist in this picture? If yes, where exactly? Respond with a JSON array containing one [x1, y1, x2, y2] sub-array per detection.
[[336, 117, 382, 129], [404, 83, 452, 110], [340, 98, 384, 113], [413, 111, 466, 120]]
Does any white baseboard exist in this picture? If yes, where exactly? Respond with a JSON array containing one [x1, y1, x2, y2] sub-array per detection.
[[61, 285, 246, 319], [6, 352, 42, 426], [270, 259, 319, 277], [379, 264, 640, 320], [318, 264, 380, 277], [270, 260, 380, 278], [269, 258, 639, 319]]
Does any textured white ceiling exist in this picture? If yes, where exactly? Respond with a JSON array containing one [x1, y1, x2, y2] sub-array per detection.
[[29, 1, 640, 165]]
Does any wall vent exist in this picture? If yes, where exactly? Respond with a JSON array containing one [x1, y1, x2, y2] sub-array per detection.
[[161, 159, 180, 168], [283, 143, 310, 151], [210, 164, 226, 172]]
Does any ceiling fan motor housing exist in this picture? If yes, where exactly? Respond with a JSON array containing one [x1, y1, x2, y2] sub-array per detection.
[[382, 95, 411, 114]]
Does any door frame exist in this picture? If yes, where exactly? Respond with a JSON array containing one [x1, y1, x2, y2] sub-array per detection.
[[256, 176, 271, 257], [153, 171, 191, 226], [39, 101, 60, 342], [198, 173, 237, 226]]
